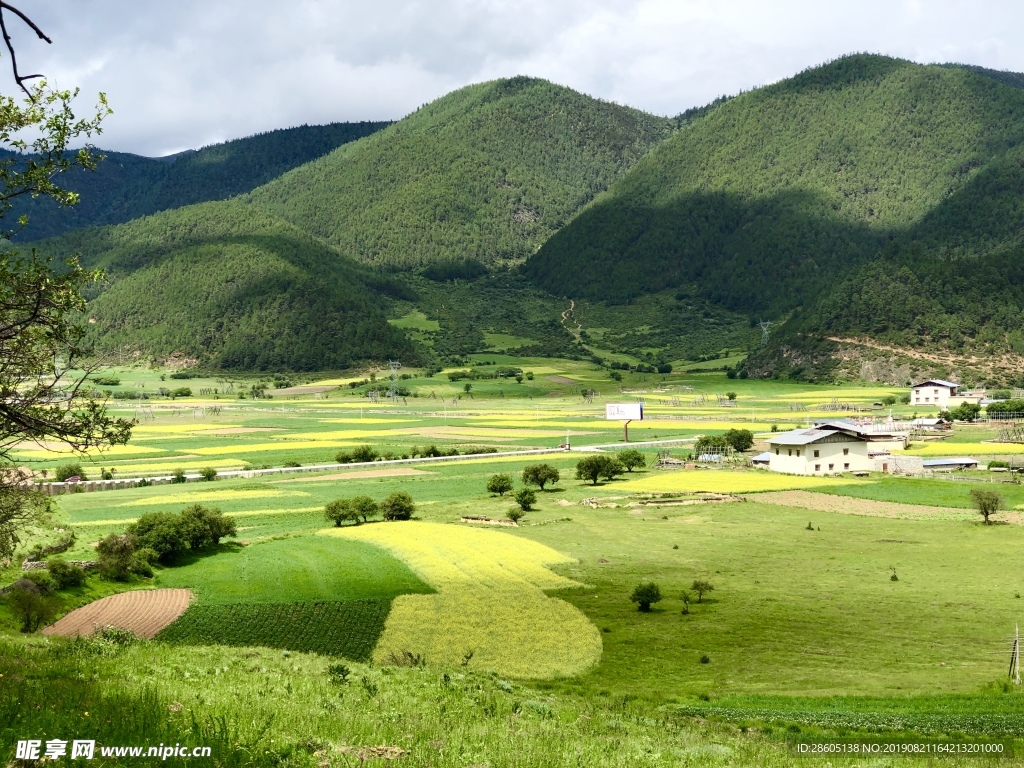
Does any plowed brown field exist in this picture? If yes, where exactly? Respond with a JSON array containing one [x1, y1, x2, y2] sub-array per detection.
[[756, 490, 1024, 525], [42, 589, 192, 638]]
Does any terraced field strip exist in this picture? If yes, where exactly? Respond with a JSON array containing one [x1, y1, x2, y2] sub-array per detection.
[[43, 589, 192, 638], [752, 490, 1024, 523], [327, 521, 602, 678], [616, 470, 870, 494], [271, 468, 433, 482], [117, 489, 300, 507]]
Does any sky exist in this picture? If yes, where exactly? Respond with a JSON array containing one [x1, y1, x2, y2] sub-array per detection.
[[14, 1, 1024, 156]]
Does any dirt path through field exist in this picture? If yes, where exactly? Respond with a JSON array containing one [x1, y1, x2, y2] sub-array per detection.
[[755, 490, 1024, 525], [42, 589, 192, 638]]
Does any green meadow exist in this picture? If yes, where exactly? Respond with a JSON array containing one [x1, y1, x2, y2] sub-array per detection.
[[5, 362, 1024, 763]]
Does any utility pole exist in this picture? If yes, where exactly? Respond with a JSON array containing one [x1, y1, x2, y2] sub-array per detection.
[[387, 360, 401, 402], [1011, 625, 1021, 685], [758, 320, 774, 348]]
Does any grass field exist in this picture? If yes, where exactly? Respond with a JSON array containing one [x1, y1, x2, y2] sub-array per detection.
[[9, 360, 1024, 760]]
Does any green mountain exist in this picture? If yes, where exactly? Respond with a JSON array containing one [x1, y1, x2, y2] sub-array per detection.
[[248, 76, 673, 270], [524, 55, 1024, 380], [35, 78, 672, 370], [12, 122, 389, 241], [45, 201, 417, 371]]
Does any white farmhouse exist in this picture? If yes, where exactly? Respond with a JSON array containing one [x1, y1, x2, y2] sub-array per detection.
[[910, 379, 959, 409], [766, 423, 872, 475]]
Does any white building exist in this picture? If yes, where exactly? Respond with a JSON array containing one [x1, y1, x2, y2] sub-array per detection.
[[910, 379, 959, 409], [766, 423, 872, 475]]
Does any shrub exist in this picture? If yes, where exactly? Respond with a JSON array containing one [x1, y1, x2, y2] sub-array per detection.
[[178, 504, 236, 548], [991, 389, 1013, 400], [127, 512, 188, 563], [691, 579, 715, 602], [92, 375, 121, 386], [881, 395, 897, 406], [283, 461, 302, 468], [487, 473, 514, 496], [170, 387, 192, 398], [694, 434, 730, 455], [617, 449, 646, 472], [970, 488, 1002, 524], [989, 460, 1010, 469], [21, 570, 55, 595], [575, 455, 624, 485], [47, 558, 86, 589], [199, 467, 217, 481], [170, 468, 187, 484], [522, 464, 560, 490], [5, 579, 55, 632], [54, 463, 86, 482], [723, 429, 754, 452], [514, 488, 536, 511], [657, 363, 673, 374], [325, 498, 362, 527], [97, 534, 152, 581], [351, 445, 379, 463], [726, 391, 737, 400], [335, 450, 353, 464], [381, 492, 415, 521], [507, 508, 525, 524], [630, 582, 662, 612]]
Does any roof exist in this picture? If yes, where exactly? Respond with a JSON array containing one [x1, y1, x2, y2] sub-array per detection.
[[814, 420, 907, 439], [912, 418, 942, 426], [912, 379, 959, 389], [922, 457, 978, 467], [751, 451, 772, 463], [767, 426, 868, 446]]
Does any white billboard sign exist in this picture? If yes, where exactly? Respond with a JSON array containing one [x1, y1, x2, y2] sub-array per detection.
[[606, 402, 643, 421]]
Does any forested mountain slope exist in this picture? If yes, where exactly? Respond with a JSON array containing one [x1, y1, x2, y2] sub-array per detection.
[[12, 122, 389, 241], [247, 77, 673, 269], [524, 55, 1024, 379], [41, 201, 417, 371]]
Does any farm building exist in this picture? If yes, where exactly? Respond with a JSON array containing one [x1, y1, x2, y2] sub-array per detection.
[[910, 379, 959, 409], [813, 420, 908, 451], [766, 423, 872, 475], [922, 457, 979, 471], [750, 451, 772, 467], [910, 380, 985, 410]]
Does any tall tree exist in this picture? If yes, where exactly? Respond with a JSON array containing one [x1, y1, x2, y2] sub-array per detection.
[[0, 4, 131, 562]]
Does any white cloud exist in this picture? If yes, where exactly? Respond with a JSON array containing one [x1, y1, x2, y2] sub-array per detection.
[[9, 0, 1024, 155]]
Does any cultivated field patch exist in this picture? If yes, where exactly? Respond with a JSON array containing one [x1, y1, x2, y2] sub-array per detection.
[[327, 522, 602, 678], [43, 589, 192, 639], [754, 490, 1005, 522], [902, 442, 1024, 456], [272, 468, 433, 482], [118, 489, 299, 507]]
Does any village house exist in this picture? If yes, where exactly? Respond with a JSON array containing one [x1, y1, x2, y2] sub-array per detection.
[[910, 380, 986, 410], [766, 423, 872, 475]]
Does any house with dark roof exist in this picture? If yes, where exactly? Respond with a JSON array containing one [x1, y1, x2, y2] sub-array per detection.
[[766, 423, 872, 475]]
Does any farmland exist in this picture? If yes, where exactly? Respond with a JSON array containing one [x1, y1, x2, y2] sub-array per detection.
[[6, 360, 1024, 762]]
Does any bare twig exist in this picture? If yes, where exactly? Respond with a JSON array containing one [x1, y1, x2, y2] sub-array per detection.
[[0, 2, 51, 98]]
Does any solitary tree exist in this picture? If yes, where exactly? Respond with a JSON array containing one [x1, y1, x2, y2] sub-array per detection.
[[350, 495, 379, 523], [630, 582, 662, 612], [487, 473, 514, 496], [617, 449, 646, 472], [970, 488, 1002, 525], [325, 498, 359, 527], [522, 464, 560, 490], [691, 579, 715, 602]]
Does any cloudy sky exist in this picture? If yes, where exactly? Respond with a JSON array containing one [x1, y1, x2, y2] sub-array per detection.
[[15, 1, 1024, 156]]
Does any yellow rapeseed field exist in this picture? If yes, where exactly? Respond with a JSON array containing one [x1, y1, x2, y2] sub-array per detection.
[[191, 441, 357, 455], [326, 521, 602, 678], [14, 444, 166, 459], [101, 459, 248, 474], [617, 470, 868, 494]]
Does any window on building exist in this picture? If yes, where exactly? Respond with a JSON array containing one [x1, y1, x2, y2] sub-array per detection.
[[843, 448, 849, 456], [828, 463, 834, 470], [814, 464, 821, 472], [813, 450, 820, 458], [844, 463, 850, 470], [775, 448, 779, 455], [796, 450, 801, 457], [788, 449, 792, 457]]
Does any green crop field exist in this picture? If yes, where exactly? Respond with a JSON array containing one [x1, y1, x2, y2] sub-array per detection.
[[7, 360, 1024, 763]]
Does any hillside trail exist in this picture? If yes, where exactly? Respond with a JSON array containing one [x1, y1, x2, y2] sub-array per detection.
[[560, 300, 582, 341]]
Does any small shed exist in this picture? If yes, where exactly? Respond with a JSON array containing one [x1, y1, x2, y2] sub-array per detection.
[[922, 457, 979, 471], [751, 451, 771, 467]]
